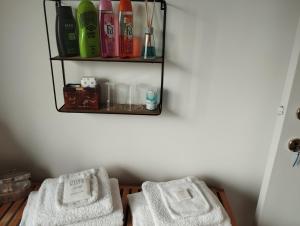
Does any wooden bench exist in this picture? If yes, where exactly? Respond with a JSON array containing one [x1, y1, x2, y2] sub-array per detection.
[[0, 184, 238, 226]]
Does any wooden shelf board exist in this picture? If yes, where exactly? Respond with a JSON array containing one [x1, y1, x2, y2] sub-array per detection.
[[58, 104, 161, 115], [51, 56, 163, 64]]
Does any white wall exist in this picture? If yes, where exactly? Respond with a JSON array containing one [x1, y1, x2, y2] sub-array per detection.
[[0, 0, 299, 225], [256, 19, 300, 226]]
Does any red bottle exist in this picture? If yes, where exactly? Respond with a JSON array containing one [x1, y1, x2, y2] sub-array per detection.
[[119, 0, 133, 58]]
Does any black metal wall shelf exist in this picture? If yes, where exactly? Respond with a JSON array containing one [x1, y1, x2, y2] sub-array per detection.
[[59, 104, 161, 115], [51, 56, 164, 63], [43, 0, 167, 116]]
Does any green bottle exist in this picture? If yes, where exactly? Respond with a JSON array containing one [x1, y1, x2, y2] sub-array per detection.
[[77, 0, 100, 57]]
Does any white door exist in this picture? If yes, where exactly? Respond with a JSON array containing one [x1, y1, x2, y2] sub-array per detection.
[[256, 19, 300, 226]]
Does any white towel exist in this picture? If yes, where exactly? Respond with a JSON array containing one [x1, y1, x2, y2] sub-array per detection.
[[142, 177, 232, 226], [128, 192, 155, 226], [56, 169, 99, 209], [36, 167, 113, 225], [157, 177, 210, 219], [19, 191, 37, 226], [128, 191, 231, 226], [20, 178, 123, 226]]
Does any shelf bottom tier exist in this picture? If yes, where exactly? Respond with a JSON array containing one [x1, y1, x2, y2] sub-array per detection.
[[58, 104, 161, 115]]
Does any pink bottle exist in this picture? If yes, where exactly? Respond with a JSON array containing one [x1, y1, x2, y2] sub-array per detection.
[[99, 0, 115, 57]]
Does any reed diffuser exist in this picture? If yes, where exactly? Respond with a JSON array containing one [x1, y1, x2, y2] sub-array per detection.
[[142, 0, 156, 59]]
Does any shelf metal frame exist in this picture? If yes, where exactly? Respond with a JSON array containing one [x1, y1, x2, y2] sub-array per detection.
[[43, 0, 167, 116]]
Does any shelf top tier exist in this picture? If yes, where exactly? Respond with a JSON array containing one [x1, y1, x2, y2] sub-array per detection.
[[47, 0, 164, 2], [51, 56, 163, 63]]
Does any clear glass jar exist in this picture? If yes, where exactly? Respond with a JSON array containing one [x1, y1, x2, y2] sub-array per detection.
[[142, 27, 156, 59]]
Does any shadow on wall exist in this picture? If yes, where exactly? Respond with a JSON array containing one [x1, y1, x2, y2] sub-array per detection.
[[0, 121, 49, 181], [161, 1, 218, 120], [202, 176, 257, 226], [224, 185, 257, 226], [107, 166, 144, 185]]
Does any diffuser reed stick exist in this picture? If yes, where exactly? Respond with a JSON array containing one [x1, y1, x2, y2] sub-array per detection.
[[144, 0, 155, 46], [145, 0, 155, 28]]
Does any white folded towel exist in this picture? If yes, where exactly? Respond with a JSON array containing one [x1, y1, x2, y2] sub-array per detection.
[[128, 192, 155, 226], [20, 178, 123, 226], [35, 167, 113, 225], [56, 169, 99, 209], [19, 191, 37, 226], [157, 177, 210, 219], [128, 191, 232, 226], [142, 177, 232, 226]]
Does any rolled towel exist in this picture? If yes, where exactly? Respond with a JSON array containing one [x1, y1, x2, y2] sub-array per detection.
[[35, 167, 113, 225], [56, 169, 99, 209], [142, 177, 232, 226], [20, 178, 123, 226], [157, 177, 210, 219], [128, 192, 155, 226]]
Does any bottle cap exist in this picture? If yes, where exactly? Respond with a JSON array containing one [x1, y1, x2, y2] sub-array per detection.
[[56, 6, 73, 18], [146, 90, 157, 101], [100, 0, 113, 11], [89, 78, 97, 88], [119, 0, 132, 12], [81, 78, 89, 88]]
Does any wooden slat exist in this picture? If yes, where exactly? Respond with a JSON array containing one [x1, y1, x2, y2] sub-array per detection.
[[4, 184, 40, 226], [8, 199, 27, 226], [120, 186, 131, 226], [1, 198, 26, 225], [218, 190, 238, 226], [209, 187, 238, 226], [127, 186, 140, 226], [0, 203, 12, 220]]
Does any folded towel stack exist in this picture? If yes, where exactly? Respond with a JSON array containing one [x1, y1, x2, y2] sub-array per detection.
[[128, 176, 232, 226], [20, 167, 123, 226]]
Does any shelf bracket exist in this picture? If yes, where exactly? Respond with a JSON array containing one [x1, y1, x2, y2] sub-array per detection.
[[160, 0, 166, 10]]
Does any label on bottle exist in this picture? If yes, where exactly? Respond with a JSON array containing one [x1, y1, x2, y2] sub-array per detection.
[[63, 22, 78, 55], [101, 11, 115, 57], [80, 12, 97, 32], [119, 12, 133, 57], [79, 11, 99, 56]]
